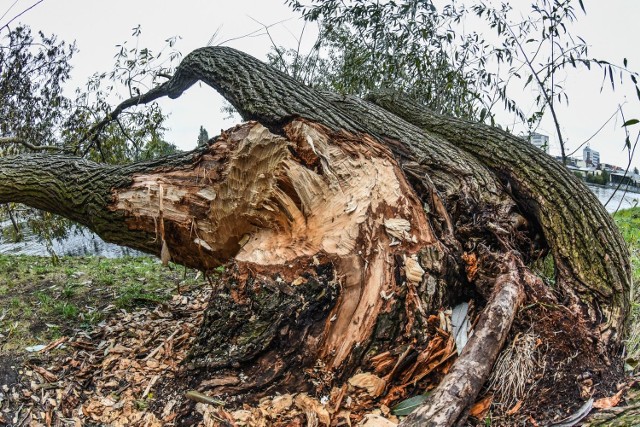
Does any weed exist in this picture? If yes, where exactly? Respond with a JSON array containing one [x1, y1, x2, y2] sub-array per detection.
[[55, 302, 79, 319]]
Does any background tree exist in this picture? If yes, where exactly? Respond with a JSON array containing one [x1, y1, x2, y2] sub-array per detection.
[[284, 0, 639, 165], [197, 125, 210, 146], [0, 26, 77, 252], [0, 24, 181, 252]]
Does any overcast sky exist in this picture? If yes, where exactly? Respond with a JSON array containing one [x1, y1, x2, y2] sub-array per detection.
[[4, 0, 640, 170]]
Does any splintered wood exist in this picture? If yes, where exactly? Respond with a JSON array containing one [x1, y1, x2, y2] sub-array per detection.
[[2, 288, 208, 426], [2, 287, 461, 427], [111, 119, 441, 368]]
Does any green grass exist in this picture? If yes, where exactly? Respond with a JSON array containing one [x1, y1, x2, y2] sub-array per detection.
[[0, 208, 637, 360], [0, 255, 203, 351], [613, 207, 640, 285], [613, 207, 640, 367]]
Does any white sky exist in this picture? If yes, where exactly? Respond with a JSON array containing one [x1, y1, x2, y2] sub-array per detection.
[[4, 0, 640, 170]]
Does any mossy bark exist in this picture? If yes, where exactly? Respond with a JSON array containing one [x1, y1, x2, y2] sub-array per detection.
[[366, 92, 631, 348]]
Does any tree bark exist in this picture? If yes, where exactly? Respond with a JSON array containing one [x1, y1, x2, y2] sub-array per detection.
[[0, 46, 631, 426]]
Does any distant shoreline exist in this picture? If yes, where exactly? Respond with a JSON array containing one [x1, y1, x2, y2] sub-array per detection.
[[585, 182, 640, 196]]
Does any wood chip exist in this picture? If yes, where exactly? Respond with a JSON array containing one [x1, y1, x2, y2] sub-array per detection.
[[348, 373, 387, 398]]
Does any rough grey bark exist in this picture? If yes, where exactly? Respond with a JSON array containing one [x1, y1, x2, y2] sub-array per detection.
[[0, 151, 198, 255]]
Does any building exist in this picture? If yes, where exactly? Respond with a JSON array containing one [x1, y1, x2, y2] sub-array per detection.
[[529, 132, 549, 153], [583, 146, 600, 168]]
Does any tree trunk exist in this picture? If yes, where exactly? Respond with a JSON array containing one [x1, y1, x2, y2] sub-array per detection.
[[0, 46, 631, 426]]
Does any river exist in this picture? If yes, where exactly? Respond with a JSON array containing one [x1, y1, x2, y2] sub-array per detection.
[[0, 224, 141, 258], [0, 184, 638, 257], [586, 184, 639, 213]]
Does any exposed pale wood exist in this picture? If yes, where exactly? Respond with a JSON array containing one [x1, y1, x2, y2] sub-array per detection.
[[0, 46, 630, 426]]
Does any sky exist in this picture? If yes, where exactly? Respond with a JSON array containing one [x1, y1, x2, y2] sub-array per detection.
[[3, 0, 640, 170]]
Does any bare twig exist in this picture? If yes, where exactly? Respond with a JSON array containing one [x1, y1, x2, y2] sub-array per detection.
[[0, 0, 45, 33], [605, 107, 640, 210], [567, 107, 620, 157], [0, 136, 62, 151]]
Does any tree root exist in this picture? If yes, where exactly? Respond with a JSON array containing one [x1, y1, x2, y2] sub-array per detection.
[[401, 256, 526, 426]]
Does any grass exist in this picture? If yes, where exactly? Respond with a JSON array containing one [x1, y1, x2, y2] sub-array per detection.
[[0, 255, 203, 352], [613, 207, 640, 367]]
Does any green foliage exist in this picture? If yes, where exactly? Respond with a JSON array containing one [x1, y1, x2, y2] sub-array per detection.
[[613, 208, 640, 366], [392, 394, 430, 416], [0, 26, 75, 151], [67, 26, 183, 163], [285, 0, 495, 120], [0, 25, 182, 246], [585, 170, 610, 186], [285, 0, 639, 152]]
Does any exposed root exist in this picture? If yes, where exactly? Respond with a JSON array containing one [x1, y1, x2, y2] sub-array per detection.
[[399, 256, 526, 426], [488, 330, 541, 407]]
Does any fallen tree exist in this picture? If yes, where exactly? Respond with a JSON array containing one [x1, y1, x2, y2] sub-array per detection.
[[0, 46, 632, 425]]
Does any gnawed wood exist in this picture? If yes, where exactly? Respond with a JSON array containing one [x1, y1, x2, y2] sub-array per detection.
[[366, 91, 631, 347]]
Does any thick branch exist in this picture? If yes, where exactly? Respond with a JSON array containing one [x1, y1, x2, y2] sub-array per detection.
[[89, 47, 520, 230], [0, 150, 199, 256], [0, 136, 63, 151]]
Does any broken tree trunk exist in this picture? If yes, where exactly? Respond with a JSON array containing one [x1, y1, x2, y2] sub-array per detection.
[[0, 46, 631, 426]]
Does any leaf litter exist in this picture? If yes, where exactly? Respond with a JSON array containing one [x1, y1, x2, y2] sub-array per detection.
[[0, 284, 468, 426]]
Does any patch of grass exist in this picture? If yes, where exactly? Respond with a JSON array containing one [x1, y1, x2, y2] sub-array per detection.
[[0, 254, 203, 352], [613, 207, 640, 367], [54, 302, 79, 319], [614, 207, 640, 284], [115, 282, 165, 309]]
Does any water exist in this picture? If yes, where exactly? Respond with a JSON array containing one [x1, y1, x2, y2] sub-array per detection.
[[0, 224, 141, 258], [586, 184, 640, 213]]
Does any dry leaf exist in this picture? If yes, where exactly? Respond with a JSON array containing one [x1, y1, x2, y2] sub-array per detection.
[[348, 373, 387, 398], [40, 336, 68, 353], [593, 389, 624, 409], [462, 252, 478, 282], [506, 400, 523, 415], [469, 394, 493, 418]]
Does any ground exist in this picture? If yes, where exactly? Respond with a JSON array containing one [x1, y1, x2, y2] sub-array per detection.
[[0, 207, 639, 426]]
